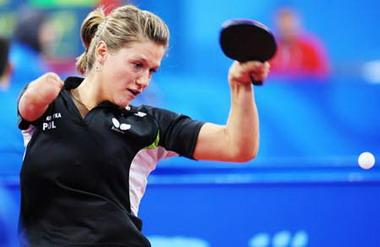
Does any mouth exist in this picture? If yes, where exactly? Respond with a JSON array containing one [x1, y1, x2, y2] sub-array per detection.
[[127, 89, 140, 97]]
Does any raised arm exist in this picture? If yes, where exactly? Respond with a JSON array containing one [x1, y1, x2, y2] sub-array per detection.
[[18, 72, 64, 122], [193, 61, 270, 162]]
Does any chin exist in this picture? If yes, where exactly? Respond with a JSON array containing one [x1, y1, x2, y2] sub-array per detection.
[[113, 96, 132, 107]]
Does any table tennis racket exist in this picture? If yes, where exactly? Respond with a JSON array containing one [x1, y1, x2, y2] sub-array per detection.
[[220, 19, 277, 85]]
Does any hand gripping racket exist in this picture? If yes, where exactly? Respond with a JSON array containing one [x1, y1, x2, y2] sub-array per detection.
[[220, 19, 277, 85]]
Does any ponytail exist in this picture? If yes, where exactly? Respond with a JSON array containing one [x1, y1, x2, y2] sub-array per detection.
[[76, 8, 106, 75]]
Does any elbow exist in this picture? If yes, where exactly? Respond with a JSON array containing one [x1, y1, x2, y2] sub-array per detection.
[[19, 94, 38, 122], [230, 145, 259, 163], [236, 151, 258, 163]]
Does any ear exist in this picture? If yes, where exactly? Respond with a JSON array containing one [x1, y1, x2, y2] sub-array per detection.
[[95, 40, 108, 64]]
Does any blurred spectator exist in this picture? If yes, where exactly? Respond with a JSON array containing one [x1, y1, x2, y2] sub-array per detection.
[[0, 37, 12, 90], [0, 37, 23, 247], [0, 36, 24, 175], [1, 10, 49, 175], [270, 6, 330, 79], [9, 8, 55, 89]]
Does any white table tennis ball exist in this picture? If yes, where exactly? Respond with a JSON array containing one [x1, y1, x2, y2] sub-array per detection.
[[358, 152, 376, 170]]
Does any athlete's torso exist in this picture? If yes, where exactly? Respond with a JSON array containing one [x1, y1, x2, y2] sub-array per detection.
[[18, 77, 203, 246]]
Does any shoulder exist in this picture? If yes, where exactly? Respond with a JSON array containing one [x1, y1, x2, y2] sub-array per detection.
[[63, 76, 84, 90]]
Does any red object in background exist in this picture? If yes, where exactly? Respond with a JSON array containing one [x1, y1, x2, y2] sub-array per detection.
[[270, 35, 330, 78], [97, 0, 122, 15], [45, 57, 77, 77]]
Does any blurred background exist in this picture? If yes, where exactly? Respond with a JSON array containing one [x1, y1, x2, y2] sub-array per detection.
[[1, 0, 380, 246]]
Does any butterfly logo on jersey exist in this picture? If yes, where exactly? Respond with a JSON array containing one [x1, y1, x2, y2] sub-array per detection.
[[134, 111, 147, 117], [111, 117, 131, 134]]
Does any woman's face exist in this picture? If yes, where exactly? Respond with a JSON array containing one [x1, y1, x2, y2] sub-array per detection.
[[100, 40, 166, 107]]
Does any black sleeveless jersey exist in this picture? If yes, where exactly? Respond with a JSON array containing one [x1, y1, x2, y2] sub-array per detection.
[[18, 77, 204, 247]]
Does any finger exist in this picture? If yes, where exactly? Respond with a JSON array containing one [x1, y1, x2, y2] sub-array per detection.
[[252, 69, 270, 82], [250, 62, 270, 81], [239, 61, 263, 71]]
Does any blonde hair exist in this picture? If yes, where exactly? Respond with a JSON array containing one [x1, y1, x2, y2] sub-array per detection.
[[76, 5, 170, 75]]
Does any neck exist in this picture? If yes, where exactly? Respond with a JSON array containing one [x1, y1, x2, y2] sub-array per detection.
[[75, 73, 104, 110]]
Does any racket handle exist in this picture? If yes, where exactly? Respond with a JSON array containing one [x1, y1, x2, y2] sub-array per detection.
[[252, 80, 263, 86], [250, 75, 263, 86]]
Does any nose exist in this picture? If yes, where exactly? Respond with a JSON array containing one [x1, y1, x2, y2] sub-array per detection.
[[135, 71, 150, 89]]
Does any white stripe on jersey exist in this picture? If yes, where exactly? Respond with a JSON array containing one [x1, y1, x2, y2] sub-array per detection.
[[129, 147, 178, 216], [21, 125, 36, 148]]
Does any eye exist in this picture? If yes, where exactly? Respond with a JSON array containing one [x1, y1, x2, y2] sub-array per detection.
[[133, 63, 144, 71], [149, 68, 158, 74]]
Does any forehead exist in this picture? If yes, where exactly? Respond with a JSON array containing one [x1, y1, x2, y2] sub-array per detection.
[[116, 40, 166, 66]]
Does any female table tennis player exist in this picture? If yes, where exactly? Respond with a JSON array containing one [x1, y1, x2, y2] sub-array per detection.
[[17, 4, 270, 246]]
